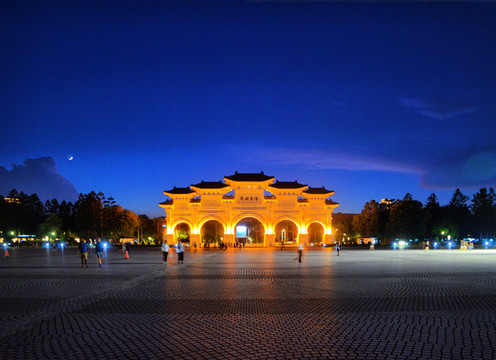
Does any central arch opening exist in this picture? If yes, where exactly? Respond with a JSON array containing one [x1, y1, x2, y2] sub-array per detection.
[[200, 220, 224, 245], [308, 222, 324, 244], [235, 217, 264, 245], [275, 220, 299, 245], [174, 223, 191, 243]]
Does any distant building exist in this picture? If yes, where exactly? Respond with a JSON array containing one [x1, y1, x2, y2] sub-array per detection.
[[159, 172, 339, 246]]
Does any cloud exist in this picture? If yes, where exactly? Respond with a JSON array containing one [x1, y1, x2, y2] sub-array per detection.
[[399, 98, 476, 119], [237, 145, 419, 174], [421, 152, 496, 189], [229, 144, 496, 189], [0, 157, 78, 201]]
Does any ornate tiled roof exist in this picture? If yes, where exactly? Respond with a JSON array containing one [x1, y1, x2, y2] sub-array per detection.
[[224, 171, 274, 182], [303, 186, 333, 195], [191, 181, 229, 189], [159, 199, 173, 205], [269, 180, 307, 189], [164, 187, 195, 194], [325, 199, 340, 205]]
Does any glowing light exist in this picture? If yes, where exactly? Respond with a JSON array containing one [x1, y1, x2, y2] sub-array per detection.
[[236, 226, 247, 237]]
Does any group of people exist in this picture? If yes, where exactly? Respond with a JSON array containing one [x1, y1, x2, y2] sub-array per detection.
[[78, 239, 343, 268], [77, 239, 104, 268], [297, 241, 341, 262], [161, 240, 184, 264]]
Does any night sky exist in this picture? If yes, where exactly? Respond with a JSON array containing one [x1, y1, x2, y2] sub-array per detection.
[[1, 1, 496, 217]]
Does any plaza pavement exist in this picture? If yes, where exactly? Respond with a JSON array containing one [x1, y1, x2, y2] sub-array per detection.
[[0, 246, 495, 360]]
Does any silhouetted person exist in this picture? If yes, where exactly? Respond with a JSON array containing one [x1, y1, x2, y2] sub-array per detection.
[[162, 240, 169, 263], [95, 239, 104, 267], [298, 242, 304, 263], [176, 242, 184, 264], [78, 240, 89, 268]]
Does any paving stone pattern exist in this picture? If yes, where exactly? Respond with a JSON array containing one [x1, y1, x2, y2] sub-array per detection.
[[1, 247, 496, 359]]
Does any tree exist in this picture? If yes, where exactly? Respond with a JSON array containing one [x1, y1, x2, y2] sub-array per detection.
[[102, 205, 139, 241], [119, 209, 140, 238], [333, 214, 358, 243], [138, 215, 159, 244], [425, 193, 441, 239], [58, 200, 75, 241], [387, 193, 430, 240], [425, 193, 439, 210], [447, 188, 471, 238], [73, 191, 104, 240], [44, 199, 60, 215], [38, 213, 63, 238], [450, 188, 469, 208], [471, 188, 496, 239], [353, 200, 382, 237]]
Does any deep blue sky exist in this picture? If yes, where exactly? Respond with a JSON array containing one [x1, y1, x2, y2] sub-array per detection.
[[1, 1, 496, 217]]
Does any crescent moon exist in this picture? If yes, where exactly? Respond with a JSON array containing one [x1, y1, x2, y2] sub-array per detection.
[[68, 155, 74, 161]]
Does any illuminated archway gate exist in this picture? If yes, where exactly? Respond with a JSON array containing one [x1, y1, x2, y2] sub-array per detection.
[[160, 173, 339, 246]]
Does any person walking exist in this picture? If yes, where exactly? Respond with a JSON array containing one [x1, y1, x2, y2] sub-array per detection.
[[336, 241, 341, 256], [298, 242, 304, 263], [162, 240, 170, 263], [176, 242, 184, 264], [95, 239, 104, 267], [179, 242, 185, 263], [78, 240, 89, 268]]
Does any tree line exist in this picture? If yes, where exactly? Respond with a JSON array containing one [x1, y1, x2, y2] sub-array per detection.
[[334, 188, 496, 244], [0, 189, 164, 245]]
